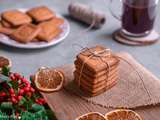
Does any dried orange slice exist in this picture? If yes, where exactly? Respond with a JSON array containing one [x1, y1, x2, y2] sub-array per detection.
[[105, 109, 143, 120], [34, 67, 64, 92], [0, 56, 12, 72], [76, 112, 106, 120]]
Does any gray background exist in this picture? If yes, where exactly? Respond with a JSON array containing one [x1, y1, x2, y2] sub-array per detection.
[[0, 0, 160, 79]]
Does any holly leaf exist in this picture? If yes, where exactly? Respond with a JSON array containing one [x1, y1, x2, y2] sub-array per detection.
[[0, 74, 10, 83], [20, 111, 34, 120], [10, 111, 16, 120], [10, 80, 18, 94], [7, 81, 12, 88], [45, 110, 57, 120], [31, 103, 44, 112], [1, 111, 9, 120], [0, 111, 3, 119], [0, 102, 13, 110], [35, 109, 47, 120], [2, 66, 10, 76], [18, 97, 27, 106]]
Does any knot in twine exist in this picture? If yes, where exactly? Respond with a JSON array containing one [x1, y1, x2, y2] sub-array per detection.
[[81, 47, 111, 58]]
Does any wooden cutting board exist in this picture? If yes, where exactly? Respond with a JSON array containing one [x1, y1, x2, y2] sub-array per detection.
[[41, 52, 160, 120]]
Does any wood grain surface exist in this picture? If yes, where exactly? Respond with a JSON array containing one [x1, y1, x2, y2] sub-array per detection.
[[41, 52, 160, 120]]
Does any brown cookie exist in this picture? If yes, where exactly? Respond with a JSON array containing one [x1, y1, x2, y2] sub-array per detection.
[[37, 20, 62, 42], [0, 22, 2, 27], [74, 67, 118, 84], [75, 61, 119, 78], [50, 17, 64, 26], [74, 72, 118, 89], [79, 80, 117, 97], [31, 38, 41, 42], [2, 10, 32, 27], [27, 6, 55, 22], [76, 46, 120, 74], [10, 24, 41, 43], [75, 77, 118, 95], [0, 21, 14, 35], [1, 19, 12, 28]]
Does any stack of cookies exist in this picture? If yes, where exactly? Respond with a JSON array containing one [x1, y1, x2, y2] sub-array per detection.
[[0, 6, 64, 43], [74, 45, 120, 96]]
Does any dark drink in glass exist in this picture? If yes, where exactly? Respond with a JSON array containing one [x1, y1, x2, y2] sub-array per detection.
[[122, 0, 157, 36]]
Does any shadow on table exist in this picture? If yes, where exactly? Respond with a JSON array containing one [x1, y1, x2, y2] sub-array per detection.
[[99, 32, 113, 40], [64, 14, 118, 42], [0, 43, 54, 54]]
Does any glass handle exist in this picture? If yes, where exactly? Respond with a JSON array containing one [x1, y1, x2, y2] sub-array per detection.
[[109, 0, 122, 21]]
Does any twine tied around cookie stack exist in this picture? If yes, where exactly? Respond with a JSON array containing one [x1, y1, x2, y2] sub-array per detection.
[[78, 47, 112, 86], [73, 45, 152, 104], [74, 45, 120, 96]]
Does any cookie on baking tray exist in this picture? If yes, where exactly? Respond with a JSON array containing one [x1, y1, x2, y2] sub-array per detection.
[[37, 19, 62, 42], [1, 10, 32, 27], [10, 24, 41, 43], [27, 6, 55, 22]]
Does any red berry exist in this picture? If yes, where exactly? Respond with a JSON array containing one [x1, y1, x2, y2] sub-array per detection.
[[36, 98, 46, 105], [18, 82, 22, 86], [11, 93, 16, 97], [9, 88, 14, 94], [0, 92, 7, 97], [14, 73, 21, 79], [17, 96, 23, 101], [26, 84, 31, 88], [38, 102, 43, 105], [30, 88, 35, 93], [38, 98, 44, 102], [15, 111, 20, 119], [35, 99, 42, 105], [24, 87, 30, 92], [19, 89, 24, 95], [11, 97, 17, 104], [21, 78, 28, 83], [10, 74, 16, 81], [20, 107, 26, 111], [2, 83, 8, 88], [25, 81, 30, 86], [35, 99, 39, 103], [26, 92, 32, 97]]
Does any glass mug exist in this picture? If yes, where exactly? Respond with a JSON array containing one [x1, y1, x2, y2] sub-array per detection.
[[109, 0, 159, 37]]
